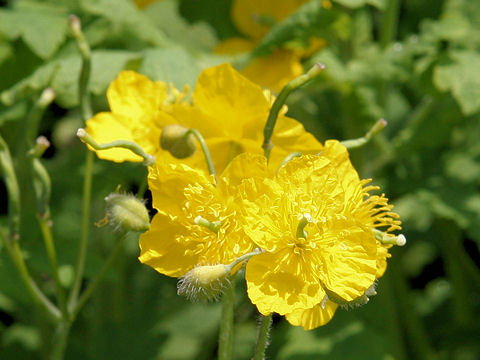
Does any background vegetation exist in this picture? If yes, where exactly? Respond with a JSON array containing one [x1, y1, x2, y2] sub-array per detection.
[[1, 0, 479, 359]]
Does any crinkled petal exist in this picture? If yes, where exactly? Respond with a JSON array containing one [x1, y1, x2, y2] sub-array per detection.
[[218, 152, 269, 192], [138, 214, 199, 277], [376, 243, 391, 278], [246, 250, 324, 315], [148, 156, 214, 215], [285, 299, 338, 330], [318, 228, 377, 302]]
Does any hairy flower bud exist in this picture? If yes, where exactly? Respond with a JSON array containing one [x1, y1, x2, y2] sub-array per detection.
[[160, 125, 196, 159], [105, 193, 150, 232], [177, 264, 230, 302]]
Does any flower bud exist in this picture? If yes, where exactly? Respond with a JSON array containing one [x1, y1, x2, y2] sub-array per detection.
[[105, 193, 150, 232], [177, 264, 230, 302], [160, 125, 196, 159]]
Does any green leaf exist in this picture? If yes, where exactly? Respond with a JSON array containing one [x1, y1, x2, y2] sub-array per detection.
[[81, 0, 170, 47], [139, 47, 200, 90], [434, 50, 480, 115], [144, 0, 218, 52], [0, 2, 69, 59], [1, 50, 141, 108]]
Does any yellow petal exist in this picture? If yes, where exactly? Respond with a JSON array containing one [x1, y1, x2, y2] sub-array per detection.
[[138, 214, 199, 277], [107, 70, 168, 121], [318, 227, 377, 302], [269, 115, 323, 168], [148, 155, 213, 215], [285, 299, 338, 330], [193, 63, 269, 139], [219, 152, 269, 191], [246, 250, 324, 315]]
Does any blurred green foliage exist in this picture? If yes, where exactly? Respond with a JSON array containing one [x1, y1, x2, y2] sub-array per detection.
[[1, 0, 480, 359]]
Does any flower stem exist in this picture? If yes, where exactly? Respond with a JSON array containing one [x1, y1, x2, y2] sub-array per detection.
[[77, 128, 155, 166], [380, 0, 401, 49], [218, 280, 235, 360], [186, 128, 217, 183], [71, 235, 126, 322], [253, 314, 272, 360], [341, 118, 388, 149], [68, 150, 94, 310], [50, 320, 72, 360], [262, 63, 325, 160], [0, 227, 60, 320], [38, 216, 68, 319]]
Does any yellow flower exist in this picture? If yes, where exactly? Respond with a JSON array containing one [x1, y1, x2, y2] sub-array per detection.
[[138, 153, 267, 277], [85, 71, 192, 164], [160, 63, 323, 174], [242, 140, 401, 319]]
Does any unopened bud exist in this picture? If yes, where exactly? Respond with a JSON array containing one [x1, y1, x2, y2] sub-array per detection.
[[105, 193, 150, 232], [177, 264, 230, 302], [160, 125, 196, 159]]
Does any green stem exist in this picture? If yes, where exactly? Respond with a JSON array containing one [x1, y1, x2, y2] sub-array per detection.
[[69, 15, 92, 122], [253, 314, 272, 360], [0, 135, 21, 240], [38, 217, 68, 319], [50, 320, 72, 360], [71, 236, 125, 322], [68, 150, 94, 310], [68, 14, 95, 313], [218, 280, 235, 360], [262, 63, 325, 160], [380, 0, 401, 49], [0, 227, 60, 320], [391, 258, 435, 360], [341, 118, 388, 150], [186, 128, 217, 184], [437, 219, 472, 326], [77, 129, 155, 166]]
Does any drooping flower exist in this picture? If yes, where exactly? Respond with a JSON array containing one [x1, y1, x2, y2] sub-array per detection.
[[241, 140, 401, 328], [138, 153, 268, 277]]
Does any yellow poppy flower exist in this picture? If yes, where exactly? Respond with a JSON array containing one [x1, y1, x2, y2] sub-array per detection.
[[138, 153, 268, 277], [243, 140, 401, 316]]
